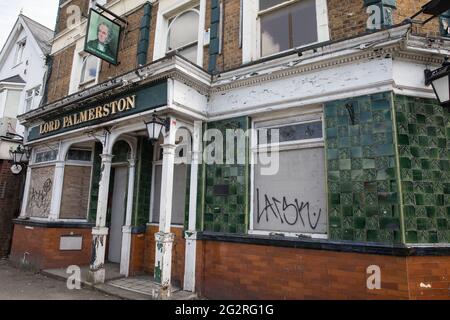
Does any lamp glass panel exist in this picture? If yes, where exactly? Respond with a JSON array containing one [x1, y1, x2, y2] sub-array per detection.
[[432, 76, 450, 104], [147, 122, 164, 140]]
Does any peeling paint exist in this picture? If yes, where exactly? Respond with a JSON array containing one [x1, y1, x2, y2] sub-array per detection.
[[155, 262, 161, 283]]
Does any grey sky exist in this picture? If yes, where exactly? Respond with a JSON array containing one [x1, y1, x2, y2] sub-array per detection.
[[0, 0, 59, 50]]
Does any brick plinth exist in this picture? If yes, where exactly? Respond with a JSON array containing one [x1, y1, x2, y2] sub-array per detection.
[[128, 232, 145, 276], [195, 240, 450, 300], [143, 225, 186, 287], [10, 223, 92, 270]]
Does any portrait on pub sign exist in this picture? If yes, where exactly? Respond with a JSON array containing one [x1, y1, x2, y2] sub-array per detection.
[[84, 9, 121, 65], [440, 16, 450, 38]]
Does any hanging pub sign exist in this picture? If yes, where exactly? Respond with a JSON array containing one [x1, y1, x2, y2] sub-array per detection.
[[84, 9, 122, 65]]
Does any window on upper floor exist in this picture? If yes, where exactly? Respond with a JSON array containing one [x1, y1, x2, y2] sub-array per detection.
[[14, 39, 26, 66], [259, 0, 320, 57], [25, 86, 41, 112], [167, 9, 200, 63], [78, 54, 100, 89]]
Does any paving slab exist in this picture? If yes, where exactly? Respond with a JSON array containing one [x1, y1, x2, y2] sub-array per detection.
[[0, 261, 118, 300]]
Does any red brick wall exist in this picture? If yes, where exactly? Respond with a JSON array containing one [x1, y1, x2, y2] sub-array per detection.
[[407, 257, 450, 300], [128, 232, 145, 276], [10, 224, 92, 270], [46, 45, 76, 104], [394, 0, 441, 37], [143, 225, 185, 287], [0, 160, 24, 257], [195, 241, 450, 300], [327, 0, 368, 41]]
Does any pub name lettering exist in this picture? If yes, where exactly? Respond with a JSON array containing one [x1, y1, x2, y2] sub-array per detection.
[[39, 95, 137, 135]]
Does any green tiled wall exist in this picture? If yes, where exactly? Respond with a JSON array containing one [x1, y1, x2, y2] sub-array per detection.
[[201, 117, 250, 233], [395, 95, 450, 244], [132, 137, 153, 227], [88, 138, 153, 226], [88, 142, 102, 223], [325, 92, 402, 243]]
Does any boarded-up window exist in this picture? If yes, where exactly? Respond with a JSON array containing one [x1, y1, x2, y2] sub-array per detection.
[[27, 166, 54, 218], [60, 166, 92, 219], [253, 117, 327, 235], [152, 164, 187, 225]]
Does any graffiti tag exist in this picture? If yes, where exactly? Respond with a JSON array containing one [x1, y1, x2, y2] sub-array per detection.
[[256, 189, 322, 230]]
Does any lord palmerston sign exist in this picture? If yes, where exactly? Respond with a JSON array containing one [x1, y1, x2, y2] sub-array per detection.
[[39, 95, 136, 135], [28, 82, 168, 141]]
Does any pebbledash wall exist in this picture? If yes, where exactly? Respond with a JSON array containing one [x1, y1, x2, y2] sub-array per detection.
[[9, 0, 450, 300]]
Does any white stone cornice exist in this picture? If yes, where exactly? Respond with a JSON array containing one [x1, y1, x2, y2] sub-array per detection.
[[18, 54, 210, 124]]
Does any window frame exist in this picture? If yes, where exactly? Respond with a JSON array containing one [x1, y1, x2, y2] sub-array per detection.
[[249, 110, 328, 239], [33, 146, 59, 165], [166, 8, 201, 63], [78, 54, 101, 89], [25, 85, 41, 112], [14, 38, 26, 66], [243, 0, 329, 62], [153, 0, 206, 66]]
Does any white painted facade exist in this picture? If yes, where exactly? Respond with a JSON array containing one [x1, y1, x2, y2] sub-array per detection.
[[0, 15, 52, 159]]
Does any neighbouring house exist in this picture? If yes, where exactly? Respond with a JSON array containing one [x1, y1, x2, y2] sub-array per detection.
[[0, 14, 53, 257], [9, 0, 450, 299]]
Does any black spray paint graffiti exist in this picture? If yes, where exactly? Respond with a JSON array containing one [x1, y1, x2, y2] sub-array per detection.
[[28, 178, 53, 215], [256, 189, 322, 230]]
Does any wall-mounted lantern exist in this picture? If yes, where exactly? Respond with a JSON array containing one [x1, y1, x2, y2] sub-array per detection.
[[1, 132, 31, 175], [9, 144, 31, 175], [425, 58, 450, 107], [145, 112, 170, 144]]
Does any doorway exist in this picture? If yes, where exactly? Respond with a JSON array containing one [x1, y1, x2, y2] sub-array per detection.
[[108, 166, 128, 264]]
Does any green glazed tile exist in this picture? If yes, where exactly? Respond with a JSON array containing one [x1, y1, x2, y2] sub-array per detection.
[[437, 218, 448, 230], [366, 230, 379, 242], [406, 231, 418, 243], [415, 194, 425, 205], [343, 229, 354, 241], [417, 218, 428, 230], [398, 134, 410, 145], [339, 159, 351, 170], [413, 170, 422, 181], [417, 114, 426, 124], [351, 147, 363, 158], [326, 128, 337, 139], [327, 149, 338, 160], [342, 206, 353, 217], [354, 217, 366, 229], [429, 231, 438, 243], [363, 159, 376, 169]]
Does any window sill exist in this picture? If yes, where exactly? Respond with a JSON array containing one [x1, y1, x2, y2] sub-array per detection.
[[78, 79, 97, 90], [13, 218, 94, 229], [197, 232, 450, 257]]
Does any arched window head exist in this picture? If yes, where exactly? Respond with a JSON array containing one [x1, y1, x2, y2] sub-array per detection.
[[167, 10, 199, 63]]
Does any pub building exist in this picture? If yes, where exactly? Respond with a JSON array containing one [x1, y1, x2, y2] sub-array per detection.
[[9, 0, 450, 299]]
